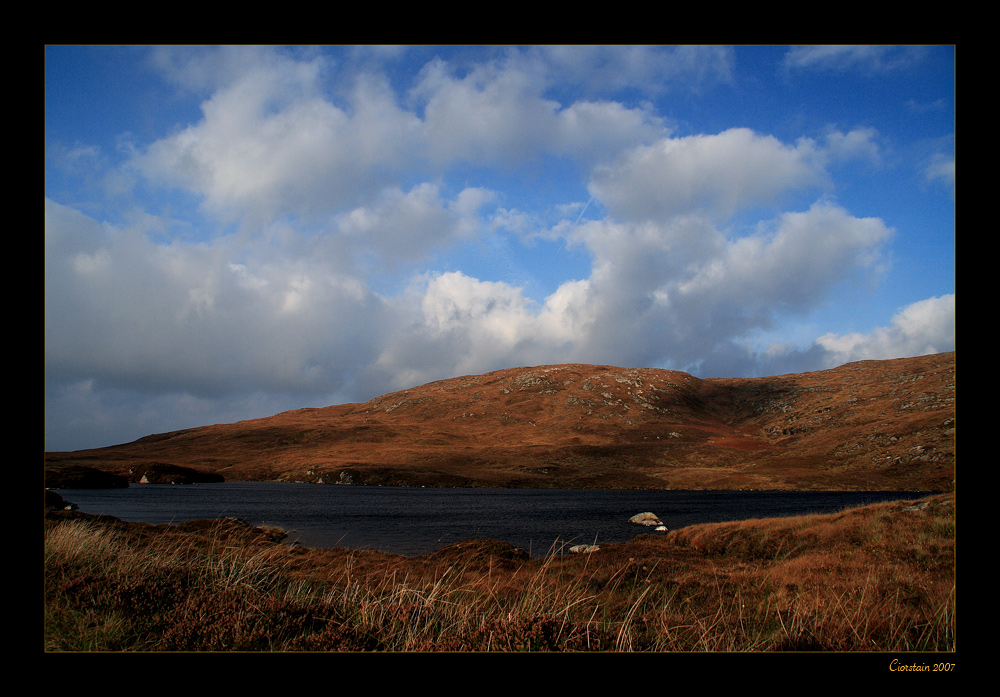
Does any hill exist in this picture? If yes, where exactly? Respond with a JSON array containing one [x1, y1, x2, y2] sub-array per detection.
[[45, 352, 956, 491]]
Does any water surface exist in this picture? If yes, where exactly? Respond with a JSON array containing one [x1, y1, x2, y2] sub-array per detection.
[[54, 482, 928, 557]]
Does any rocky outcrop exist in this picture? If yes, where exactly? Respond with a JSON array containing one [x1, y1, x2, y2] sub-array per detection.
[[130, 463, 224, 484], [45, 465, 128, 489], [45, 489, 77, 510]]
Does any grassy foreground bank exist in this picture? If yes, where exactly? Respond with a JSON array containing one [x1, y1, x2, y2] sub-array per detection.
[[43, 493, 955, 652]]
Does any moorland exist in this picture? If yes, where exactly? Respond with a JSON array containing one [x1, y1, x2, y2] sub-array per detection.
[[44, 491, 955, 652], [45, 352, 956, 491], [44, 352, 957, 653]]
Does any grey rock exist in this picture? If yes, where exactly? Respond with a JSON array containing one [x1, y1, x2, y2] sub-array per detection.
[[628, 512, 663, 527]]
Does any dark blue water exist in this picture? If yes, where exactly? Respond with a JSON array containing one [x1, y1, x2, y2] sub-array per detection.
[[53, 483, 928, 558]]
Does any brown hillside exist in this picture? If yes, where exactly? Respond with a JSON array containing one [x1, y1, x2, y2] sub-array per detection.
[[45, 352, 956, 491]]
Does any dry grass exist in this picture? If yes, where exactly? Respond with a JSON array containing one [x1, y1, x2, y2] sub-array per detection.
[[43, 494, 956, 653]]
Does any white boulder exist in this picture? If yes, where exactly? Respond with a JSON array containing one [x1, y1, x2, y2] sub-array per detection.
[[628, 512, 663, 527]]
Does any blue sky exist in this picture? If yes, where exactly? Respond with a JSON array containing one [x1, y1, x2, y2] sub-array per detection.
[[45, 45, 955, 451]]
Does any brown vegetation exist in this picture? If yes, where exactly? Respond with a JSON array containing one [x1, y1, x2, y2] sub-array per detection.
[[44, 492, 955, 653], [44, 352, 956, 492]]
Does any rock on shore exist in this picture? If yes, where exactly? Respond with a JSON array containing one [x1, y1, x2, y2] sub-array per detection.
[[628, 512, 664, 527]]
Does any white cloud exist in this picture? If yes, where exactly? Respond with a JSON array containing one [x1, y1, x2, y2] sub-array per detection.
[[420, 271, 533, 336], [926, 153, 955, 199], [48, 107, 897, 417], [45, 46, 954, 450], [815, 294, 955, 365], [675, 202, 893, 315], [553, 100, 665, 164], [134, 46, 664, 229], [412, 57, 558, 166], [412, 55, 662, 169], [334, 183, 493, 267], [369, 194, 896, 378], [822, 127, 882, 167], [45, 198, 385, 399], [147, 45, 310, 94], [136, 56, 421, 224], [532, 45, 735, 95], [546, 201, 893, 369], [783, 45, 928, 73], [588, 128, 828, 222]]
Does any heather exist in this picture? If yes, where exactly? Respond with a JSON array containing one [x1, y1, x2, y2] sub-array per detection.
[[45, 353, 956, 492], [44, 493, 955, 652]]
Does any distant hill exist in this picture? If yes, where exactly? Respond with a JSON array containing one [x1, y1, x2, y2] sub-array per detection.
[[45, 352, 955, 491]]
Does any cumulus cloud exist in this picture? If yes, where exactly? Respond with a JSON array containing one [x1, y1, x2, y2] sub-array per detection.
[[543, 201, 893, 369], [333, 183, 494, 268], [45, 198, 386, 400], [45, 46, 954, 450], [136, 69, 421, 224], [814, 294, 955, 365], [370, 270, 596, 390], [674, 203, 892, 315], [366, 196, 896, 383], [134, 46, 664, 227], [588, 129, 829, 222], [411, 55, 663, 169]]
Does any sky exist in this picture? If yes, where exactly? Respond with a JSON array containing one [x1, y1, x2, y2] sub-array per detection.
[[44, 45, 956, 452]]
